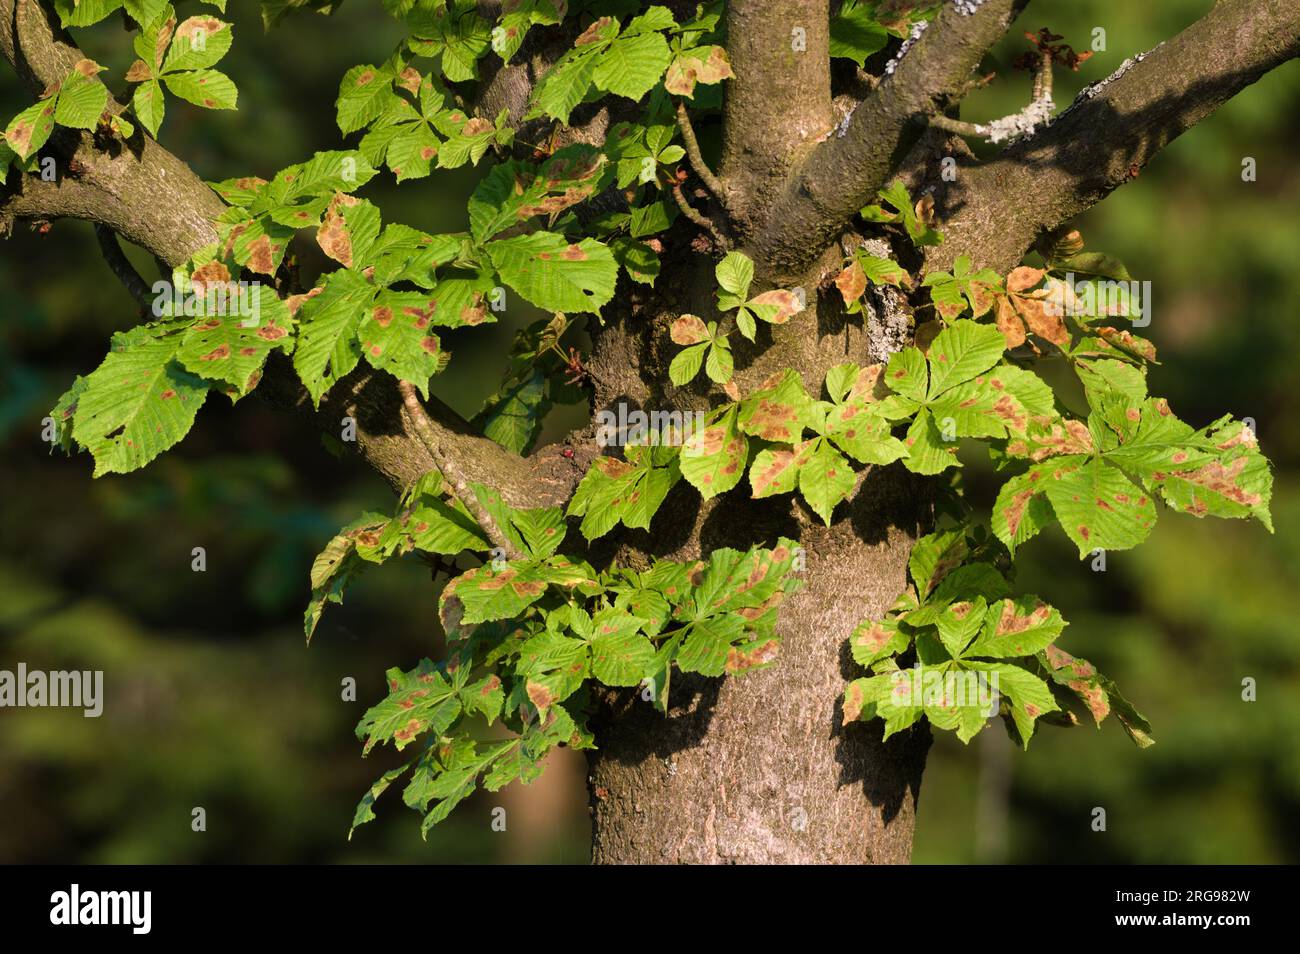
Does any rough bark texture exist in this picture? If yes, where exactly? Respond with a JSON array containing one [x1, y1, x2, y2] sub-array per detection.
[[5, 0, 1298, 865], [588, 472, 932, 864], [719, 0, 833, 221]]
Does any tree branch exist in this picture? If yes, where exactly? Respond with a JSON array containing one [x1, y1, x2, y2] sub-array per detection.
[[719, 0, 833, 228], [1, 0, 588, 514], [929, 48, 1053, 142], [675, 100, 730, 215], [94, 224, 153, 311], [397, 380, 522, 559], [925, 0, 1300, 274], [671, 180, 728, 249], [750, 0, 1028, 279]]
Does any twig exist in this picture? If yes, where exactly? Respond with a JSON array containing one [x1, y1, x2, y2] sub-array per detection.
[[675, 101, 730, 214], [94, 224, 154, 312], [929, 50, 1056, 144], [396, 380, 521, 561], [671, 182, 729, 249]]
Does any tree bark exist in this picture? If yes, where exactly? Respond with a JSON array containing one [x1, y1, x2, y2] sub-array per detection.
[[587, 475, 932, 864], [582, 210, 931, 862], [8, 0, 1298, 866]]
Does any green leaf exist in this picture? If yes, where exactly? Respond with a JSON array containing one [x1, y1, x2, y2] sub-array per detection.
[[487, 232, 618, 313], [704, 340, 733, 383], [161, 17, 233, 73], [70, 328, 209, 476], [750, 440, 814, 498], [132, 80, 166, 137], [830, 3, 889, 65], [348, 765, 410, 839], [715, 251, 754, 298], [1039, 456, 1157, 557], [53, 0, 123, 27], [162, 69, 238, 109], [468, 146, 609, 243], [676, 615, 745, 677], [992, 465, 1056, 554], [53, 72, 108, 130], [798, 439, 856, 525], [592, 32, 672, 100], [528, 45, 602, 124], [680, 405, 748, 498], [968, 661, 1058, 747], [4, 100, 56, 159], [175, 282, 295, 397], [589, 619, 655, 687], [292, 269, 373, 405], [336, 63, 398, 134], [567, 447, 682, 541], [849, 617, 910, 668], [356, 659, 460, 754], [925, 319, 1007, 398], [669, 342, 707, 385], [964, 597, 1065, 659], [356, 290, 452, 395]]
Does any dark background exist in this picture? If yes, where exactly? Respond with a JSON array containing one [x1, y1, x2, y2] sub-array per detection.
[[1, 1, 1297, 863]]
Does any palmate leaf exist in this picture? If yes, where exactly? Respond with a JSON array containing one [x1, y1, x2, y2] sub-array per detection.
[[567, 445, 682, 541], [70, 328, 209, 476], [487, 232, 618, 313]]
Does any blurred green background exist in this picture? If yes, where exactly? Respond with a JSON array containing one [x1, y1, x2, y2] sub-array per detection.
[[1, 1, 1297, 864]]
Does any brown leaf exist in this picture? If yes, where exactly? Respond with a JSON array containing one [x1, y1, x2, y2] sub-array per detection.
[[994, 294, 1027, 349], [1006, 266, 1045, 293], [669, 313, 709, 345], [749, 288, 802, 324], [1012, 294, 1069, 347], [834, 260, 867, 305], [125, 59, 152, 82]]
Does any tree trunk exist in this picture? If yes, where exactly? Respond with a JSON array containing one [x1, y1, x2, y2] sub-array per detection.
[[583, 232, 932, 863]]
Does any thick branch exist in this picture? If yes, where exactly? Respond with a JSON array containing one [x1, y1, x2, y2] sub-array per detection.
[[926, 0, 1300, 274], [2, 0, 584, 513], [751, 0, 1028, 279], [398, 380, 522, 559], [719, 0, 832, 229]]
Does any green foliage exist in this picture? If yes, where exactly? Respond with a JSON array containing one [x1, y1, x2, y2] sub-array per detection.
[[830, 1, 938, 66], [319, 477, 800, 835], [843, 524, 1154, 749], [3, 62, 108, 160], [33, 0, 1278, 842]]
